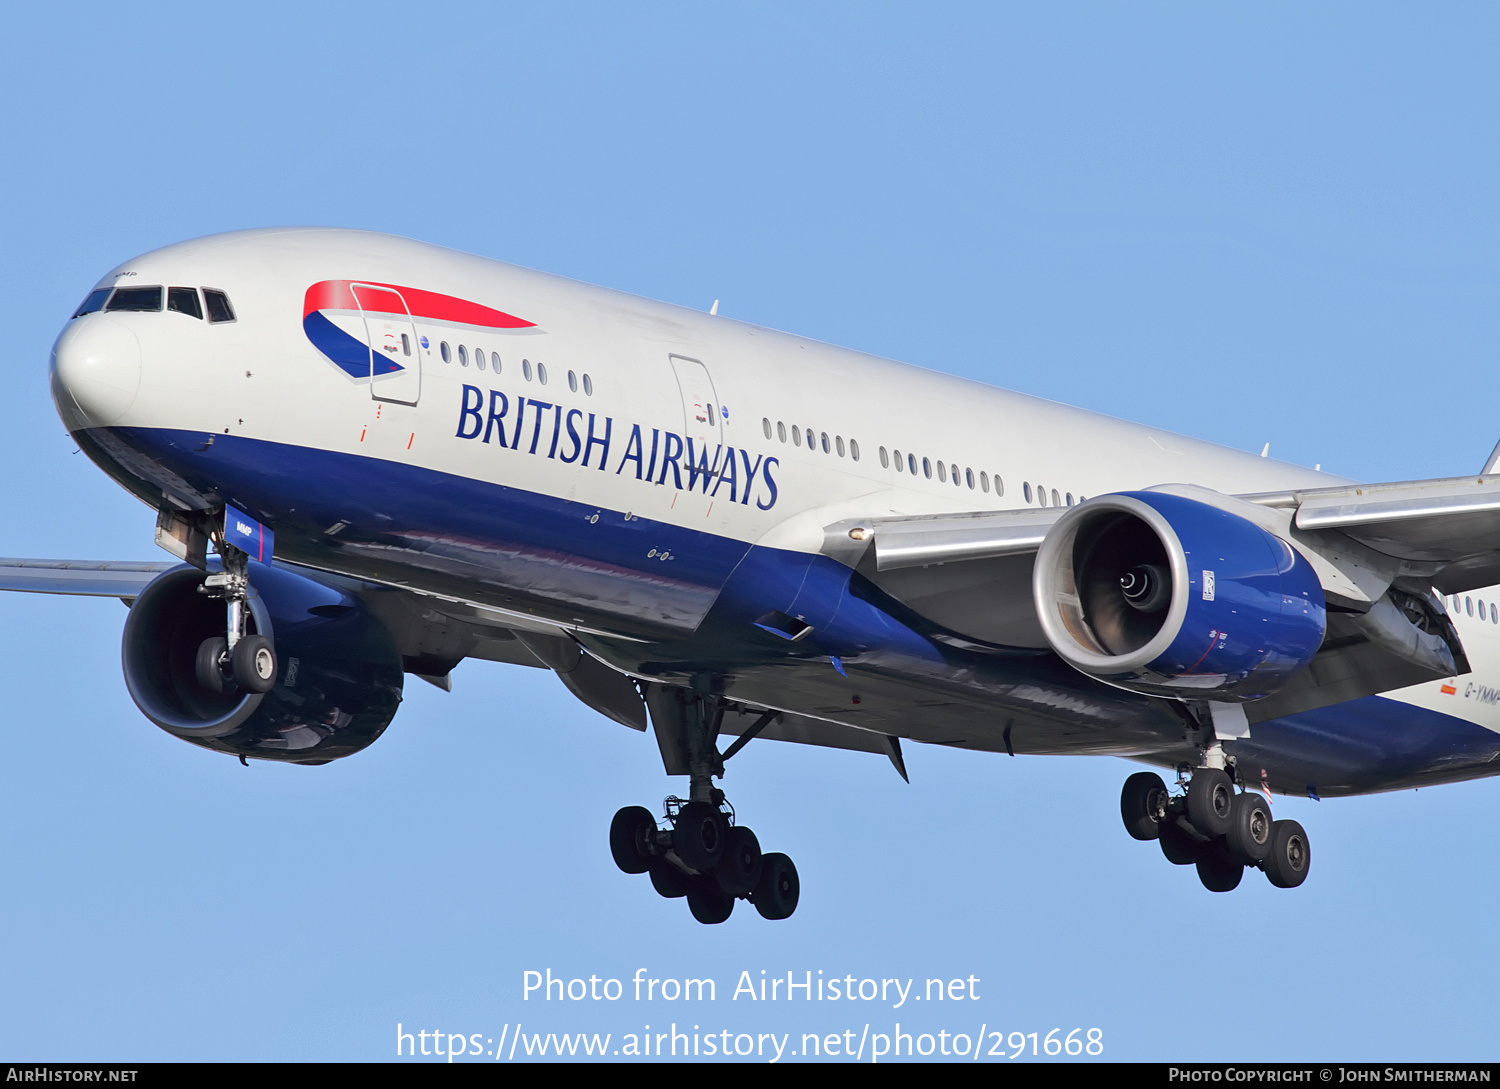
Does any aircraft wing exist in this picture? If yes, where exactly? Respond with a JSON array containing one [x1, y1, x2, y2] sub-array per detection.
[[830, 472, 1500, 593], [828, 508, 1068, 571], [1245, 474, 1500, 593], [823, 473, 1500, 721], [0, 558, 175, 600]]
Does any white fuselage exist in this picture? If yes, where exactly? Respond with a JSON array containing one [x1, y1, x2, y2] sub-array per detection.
[[47, 228, 1500, 782]]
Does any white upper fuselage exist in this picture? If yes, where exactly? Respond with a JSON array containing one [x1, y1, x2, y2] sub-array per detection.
[[51, 227, 1336, 539]]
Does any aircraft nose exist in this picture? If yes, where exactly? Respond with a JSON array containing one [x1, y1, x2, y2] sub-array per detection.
[[50, 316, 142, 427]]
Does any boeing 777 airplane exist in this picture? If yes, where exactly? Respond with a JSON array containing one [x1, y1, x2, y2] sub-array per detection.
[[15, 227, 1500, 923]]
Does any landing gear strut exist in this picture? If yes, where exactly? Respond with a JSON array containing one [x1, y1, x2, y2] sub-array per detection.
[[610, 684, 799, 923], [1119, 767, 1310, 891], [193, 539, 277, 695]]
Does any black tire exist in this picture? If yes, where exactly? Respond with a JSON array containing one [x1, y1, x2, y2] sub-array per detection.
[[609, 806, 657, 875], [231, 634, 277, 693], [715, 825, 763, 898], [1187, 767, 1234, 837], [1158, 818, 1202, 865], [1264, 819, 1311, 888], [672, 801, 727, 873], [1196, 845, 1245, 892], [686, 881, 735, 924], [751, 852, 799, 920], [195, 636, 228, 694], [1226, 791, 1273, 863], [1120, 772, 1168, 841], [649, 862, 690, 899]]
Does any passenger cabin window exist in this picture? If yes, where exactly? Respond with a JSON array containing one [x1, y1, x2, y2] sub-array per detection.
[[203, 289, 235, 323], [107, 285, 164, 312], [72, 288, 111, 318], [167, 287, 202, 319]]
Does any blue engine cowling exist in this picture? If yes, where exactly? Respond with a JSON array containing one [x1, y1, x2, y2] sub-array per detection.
[[122, 562, 404, 764], [1032, 491, 1326, 702]]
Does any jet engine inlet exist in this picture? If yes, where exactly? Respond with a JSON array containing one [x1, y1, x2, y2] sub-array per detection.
[[122, 563, 404, 764], [1033, 492, 1327, 701]]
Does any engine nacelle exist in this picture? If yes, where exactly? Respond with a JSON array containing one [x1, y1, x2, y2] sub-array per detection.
[[1033, 491, 1326, 702], [122, 563, 404, 764]]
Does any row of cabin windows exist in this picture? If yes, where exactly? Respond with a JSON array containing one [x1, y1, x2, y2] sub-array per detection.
[[437, 342, 593, 395], [73, 285, 235, 323], [1451, 595, 1498, 624], [762, 416, 1086, 506], [878, 446, 1003, 494], [761, 418, 860, 460], [1023, 483, 1084, 507]]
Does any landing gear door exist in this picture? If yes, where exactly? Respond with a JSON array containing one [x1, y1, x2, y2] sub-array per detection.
[[669, 354, 722, 450], [351, 283, 421, 406]]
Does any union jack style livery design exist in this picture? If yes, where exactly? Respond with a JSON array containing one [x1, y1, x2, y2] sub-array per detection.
[[301, 279, 536, 380]]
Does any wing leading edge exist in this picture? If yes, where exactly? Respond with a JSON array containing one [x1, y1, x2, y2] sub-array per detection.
[[0, 559, 174, 600]]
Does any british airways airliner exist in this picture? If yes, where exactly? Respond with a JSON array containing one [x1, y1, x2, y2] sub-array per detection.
[[18, 227, 1500, 923]]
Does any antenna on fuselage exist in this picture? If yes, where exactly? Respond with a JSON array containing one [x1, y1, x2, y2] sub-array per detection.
[[709, 299, 719, 316]]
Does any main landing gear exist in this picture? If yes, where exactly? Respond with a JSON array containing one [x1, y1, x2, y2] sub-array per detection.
[[609, 797, 799, 924], [1120, 768, 1311, 891], [193, 542, 277, 696], [610, 684, 800, 924]]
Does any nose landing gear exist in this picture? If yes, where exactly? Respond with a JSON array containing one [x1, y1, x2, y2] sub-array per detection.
[[193, 540, 277, 696], [1120, 769, 1310, 891]]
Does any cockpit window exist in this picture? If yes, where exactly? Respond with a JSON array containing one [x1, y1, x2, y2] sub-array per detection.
[[203, 289, 235, 324], [105, 285, 164, 312], [71, 288, 111, 318], [167, 287, 203, 319]]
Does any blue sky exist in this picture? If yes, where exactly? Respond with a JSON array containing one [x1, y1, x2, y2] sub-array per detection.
[[0, 3, 1496, 1062]]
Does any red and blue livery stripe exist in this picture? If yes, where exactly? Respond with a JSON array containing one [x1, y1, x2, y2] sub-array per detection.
[[302, 280, 536, 379]]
